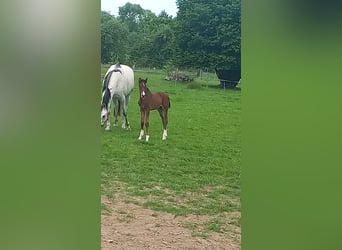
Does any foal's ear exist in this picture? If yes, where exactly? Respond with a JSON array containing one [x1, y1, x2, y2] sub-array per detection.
[[145, 77, 148, 82]]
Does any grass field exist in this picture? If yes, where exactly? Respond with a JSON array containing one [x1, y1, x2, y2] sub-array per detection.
[[101, 65, 241, 237]]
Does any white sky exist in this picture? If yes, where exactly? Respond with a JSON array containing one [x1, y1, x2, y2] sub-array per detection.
[[101, 0, 178, 17]]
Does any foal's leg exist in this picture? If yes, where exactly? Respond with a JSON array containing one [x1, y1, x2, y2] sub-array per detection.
[[145, 110, 150, 142], [163, 109, 169, 139], [158, 107, 168, 140], [138, 110, 145, 140]]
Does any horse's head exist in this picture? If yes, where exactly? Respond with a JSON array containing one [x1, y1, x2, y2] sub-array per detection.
[[100, 88, 111, 126], [138, 77, 148, 98], [100, 103, 109, 127]]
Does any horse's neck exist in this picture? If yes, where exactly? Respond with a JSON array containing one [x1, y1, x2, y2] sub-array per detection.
[[139, 91, 152, 106], [139, 87, 152, 96]]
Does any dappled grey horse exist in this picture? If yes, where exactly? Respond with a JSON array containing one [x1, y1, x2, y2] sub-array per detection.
[[100, 64, 134, 130]]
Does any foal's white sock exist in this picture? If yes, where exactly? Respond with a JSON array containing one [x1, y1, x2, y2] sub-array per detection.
[[138, 130, 144, 140], [145, 135, 150, 142], [162, 129, 167, 140]]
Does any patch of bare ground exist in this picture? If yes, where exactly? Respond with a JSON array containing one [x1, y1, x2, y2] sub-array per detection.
[[102, 195, 240, 250]]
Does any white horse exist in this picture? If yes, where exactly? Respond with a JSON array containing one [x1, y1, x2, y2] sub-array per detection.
[[100, 64, 134, 130]]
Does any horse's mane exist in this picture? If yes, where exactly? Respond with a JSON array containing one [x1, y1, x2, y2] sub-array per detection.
[[102, 67, 123, 92], [101, 87, 111, 109], [102, 70, 114, 92]]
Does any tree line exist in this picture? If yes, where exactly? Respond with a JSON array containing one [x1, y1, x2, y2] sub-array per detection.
[[101, 0, 240, 71]]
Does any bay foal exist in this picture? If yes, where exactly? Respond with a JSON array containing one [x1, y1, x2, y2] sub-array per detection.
[[138, 78, 170, 142]]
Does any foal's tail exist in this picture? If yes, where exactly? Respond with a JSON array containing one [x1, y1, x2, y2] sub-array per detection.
[[168, 97, 171, 109]]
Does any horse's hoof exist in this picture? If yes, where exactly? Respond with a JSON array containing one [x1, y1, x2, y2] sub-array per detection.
[[105, 127, 110, 131], [145, 135, 150, 142]]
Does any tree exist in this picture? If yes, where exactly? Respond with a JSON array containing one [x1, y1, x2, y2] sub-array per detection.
[[101, 11, 129, 64], [175, 0, 241, 70], [121, 9, 177, 68], [101, 1, 241, 71], [118, 3, 145, 32]]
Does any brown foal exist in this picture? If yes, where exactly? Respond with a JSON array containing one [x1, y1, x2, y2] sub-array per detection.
[[138, 78, 170, 141]]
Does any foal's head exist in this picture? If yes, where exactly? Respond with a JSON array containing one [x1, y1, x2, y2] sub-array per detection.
[[138, 77, 149, 99]]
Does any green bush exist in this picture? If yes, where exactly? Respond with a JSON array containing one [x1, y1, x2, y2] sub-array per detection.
[[187, 82, 202, 89]]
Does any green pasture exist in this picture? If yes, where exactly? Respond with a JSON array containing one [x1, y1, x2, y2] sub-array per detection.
[[101, 65, 241, 236]]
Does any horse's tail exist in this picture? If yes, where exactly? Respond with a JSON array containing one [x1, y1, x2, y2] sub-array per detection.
[[168, 97, 171, 109]]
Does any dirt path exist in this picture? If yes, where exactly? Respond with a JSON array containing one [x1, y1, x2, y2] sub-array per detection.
[[101, 196, 240, 250]]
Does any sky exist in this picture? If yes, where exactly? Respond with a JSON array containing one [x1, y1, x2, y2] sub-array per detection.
[[101, 0, 178, 17]]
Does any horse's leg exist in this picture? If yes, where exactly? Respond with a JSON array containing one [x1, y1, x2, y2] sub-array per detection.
[[105, 101, 111, 131], [121, 95, 130, 129], [113, 98, 119, 126], [125, 95, 131, 129], [105, 110, 111, 130], [119, 95, 126, 129], [138, 110, 145, 140], [145, 110, 150, 142]]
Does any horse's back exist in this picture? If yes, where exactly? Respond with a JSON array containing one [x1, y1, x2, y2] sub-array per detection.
[[106, 64, 134, 96]]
